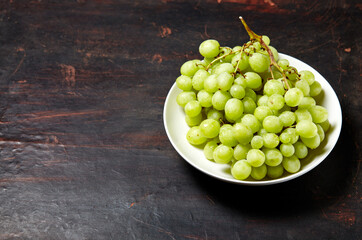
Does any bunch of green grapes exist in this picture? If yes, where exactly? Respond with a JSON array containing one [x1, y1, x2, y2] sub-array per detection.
[[175, 20, 329, 181]]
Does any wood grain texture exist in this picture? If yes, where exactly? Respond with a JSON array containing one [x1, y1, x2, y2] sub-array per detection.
[[0, 0, 360, 239]]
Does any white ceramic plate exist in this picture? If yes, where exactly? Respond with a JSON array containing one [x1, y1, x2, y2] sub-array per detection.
[[163, 53, 342, 186]]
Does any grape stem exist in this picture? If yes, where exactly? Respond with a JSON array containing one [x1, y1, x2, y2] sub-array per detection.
[[239, 16, 290, 89], [205, 48, 241, 71]]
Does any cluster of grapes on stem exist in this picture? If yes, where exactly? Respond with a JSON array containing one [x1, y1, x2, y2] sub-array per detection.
[[175, 17, 329, 180]]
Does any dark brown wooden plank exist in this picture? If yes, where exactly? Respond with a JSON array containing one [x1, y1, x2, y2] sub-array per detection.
[[0, 0, 360, 239]]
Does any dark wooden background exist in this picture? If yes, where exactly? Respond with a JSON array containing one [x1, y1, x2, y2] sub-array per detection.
[[0, 0, 360, 239]]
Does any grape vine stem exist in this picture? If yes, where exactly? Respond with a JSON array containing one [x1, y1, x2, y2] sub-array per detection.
[[239, 16, 290, 89]]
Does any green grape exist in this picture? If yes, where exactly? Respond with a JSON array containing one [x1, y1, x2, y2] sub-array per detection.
[[225, 98, 244, 121], [268, 46, 279, 61], [193, 59, 205, 69], [212, 90, 231, 110], [219, 47, 233, 63], [217, 72, 234, 91], [210, 62, 222, 74], [214, 63, 234, 75], [204, 74, 219, 93], [204, 140, 218, 160], [257, 128, 268, 136], [254, 106, 273, 122], [284, 88, 304, 107], [296, 120, 318, 138], [219, 124, 238, 147], [176, 75, 193, 91], [280, 143, 295, 157], [233, 46, 242, 51], [203, 57, 214, 66], [285, 66, 298, 81], [316, 124, 325, 142], [319, 119, 330, 132], [242, 97, 257, 114], [279, 132, 292, 144], [278, 104, 292, 114], [267, 164, 284, 179], [199, 119, 220, 138], [231, 160, 252, 180], [262, 133, 279, 148], [207, 109, 224, 122], [186, 126, 207, 145], [185, 100, 202, 117], [245, 88, 257, 102], [233, 123, 253, 145], [298, 97, 316, 109], [267, 94, 285, 110], [309, 81, 322, 96], [263, 79, 285, 96], [251, 135, 264, 149], [230, 157, 238, 167], [232, 53, 249, 72], [282, 155, 301, 173], [257, 95, 269, 106], [230, 84, 246, 99], [250, 164, 267, 180], [245, 72, 262, 89], [203, 107, 212, 115], [192, 69, 209, 90], [295, 79, 310, 96], [253, 41, 261, 51], [271, 70, 283, 79], [283, 128, 299, 144], [283, 79, 294, 90], [309, 105, 328, 123], [299, 70, 315, 85], [180, 60, 199, 77], [234, 143, 251, 160], [294, 141, 308, 159], [185, 113, 203, 127], [262, 35, 270, 45], [234, 75, 247, 88], [199, 39, 220, 58], [241, 114, 261, 133], [278, 59, 289, 70], [279, 111, 296, 127], [301, 135, 321, 149], [249, 53, 270, 73], [213, 144, 233, 164], [197, 90, 213, 107], [263, 116, 283, 133], [263, 133, 280, 148], [295, 108, 313, 122], [176, 91, 196, 107], [247, 149, 265, 167], [263, 148, 283, 166]]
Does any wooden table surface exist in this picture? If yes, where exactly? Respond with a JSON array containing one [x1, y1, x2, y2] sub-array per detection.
[[0, 0, 360, 239]]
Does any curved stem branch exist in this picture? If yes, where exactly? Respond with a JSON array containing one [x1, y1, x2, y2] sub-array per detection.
[[239, 17, 290, 89]]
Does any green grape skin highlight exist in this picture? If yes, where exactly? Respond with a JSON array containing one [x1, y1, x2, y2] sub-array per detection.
[[186, 126, 207, 145], [199, 119, 220, 138], [176, 91, 196, 108], [185, 100, 202, 117], [176, 75, 193, 91], [199, 39, 220, 58], [204, 140, 218, 160], [231, 160, 252, 180], [213, 144, 234, 164], [250, 164, 267, 180]]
